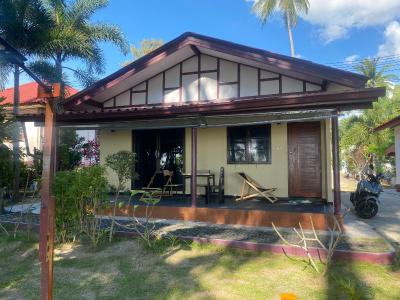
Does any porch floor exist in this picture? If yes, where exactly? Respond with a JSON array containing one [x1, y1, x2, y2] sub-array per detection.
[[118, 195, 331, 214]]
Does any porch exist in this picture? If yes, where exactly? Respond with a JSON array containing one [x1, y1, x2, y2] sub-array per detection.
[[102, 194, 334, 230]]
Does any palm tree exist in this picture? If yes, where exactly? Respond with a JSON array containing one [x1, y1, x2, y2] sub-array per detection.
[[122, 38, 164, 66], [0, 0, 49, 201], [252, 0, 310, 57], [33, 0, 129, 91], [355, 58, 398, 88]]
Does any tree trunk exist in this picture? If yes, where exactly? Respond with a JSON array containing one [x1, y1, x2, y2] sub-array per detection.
[[55, 52, 65, 98], [285, 14, 295, 57], [12, 64, 21, 202]]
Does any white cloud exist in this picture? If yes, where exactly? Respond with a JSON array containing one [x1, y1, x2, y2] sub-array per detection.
[[302, 0, 400, 43], [378, 21, 400, 56], [345, 54, 359, 64]]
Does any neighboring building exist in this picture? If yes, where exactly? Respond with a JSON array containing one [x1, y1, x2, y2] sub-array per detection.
[[0, 82, 78, 162], [23, 33, 385, 228], [375, 116, 400, 191]]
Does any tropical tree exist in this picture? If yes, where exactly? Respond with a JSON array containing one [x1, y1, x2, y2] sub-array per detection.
[[252, 0, 310, 57], [0, 0, 49, 201], [32, 0, 129, 90], [354, 58, 398, 88], [122, 38, 164, 66]]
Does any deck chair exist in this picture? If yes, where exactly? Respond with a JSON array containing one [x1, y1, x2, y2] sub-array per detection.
[[236, 172, 278, 203], [162, 170, 183, 196]]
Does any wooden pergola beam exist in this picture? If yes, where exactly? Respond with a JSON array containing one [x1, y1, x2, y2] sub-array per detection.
[[39, 100, 56, 300]]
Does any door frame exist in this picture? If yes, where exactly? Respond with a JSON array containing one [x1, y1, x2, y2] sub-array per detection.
[[287, 121, 323, 198]]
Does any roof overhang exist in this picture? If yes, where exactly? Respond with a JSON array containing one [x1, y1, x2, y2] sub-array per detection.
[[374, 115, 400, 131], [19, 87, 385, 125]]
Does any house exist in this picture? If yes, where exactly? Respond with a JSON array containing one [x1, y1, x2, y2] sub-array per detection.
[[1, 82, 96, 162], [23, 33, 385, 229], [374, 116, 400, 191]]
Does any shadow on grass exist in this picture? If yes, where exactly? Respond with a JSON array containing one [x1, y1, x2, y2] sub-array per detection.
[[325, 235, 373, 300]]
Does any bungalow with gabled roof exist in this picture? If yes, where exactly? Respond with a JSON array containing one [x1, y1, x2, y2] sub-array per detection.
[[22, 32, 385, 229]]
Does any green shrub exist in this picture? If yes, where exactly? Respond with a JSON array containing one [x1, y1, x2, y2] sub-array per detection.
[[53, 165, 108, 244]]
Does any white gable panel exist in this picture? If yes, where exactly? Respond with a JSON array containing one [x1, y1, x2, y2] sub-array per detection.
[[164, 88, 180, 103], [132, 92, 146, 105], [220, 84, 238, 99], [104, 98, 114, 108], [282, 76, 303, 93], [165, 65, 180, 88], [260, 70, 279, 79], [240, 65, 258, 97], [220, 60, 238, 82], [306, 82, 321, 92], [200, 54, 217, 71], [200, 72, 217, 100], [148, 74, 163, 104], [260, 80, 279, 95], [182, 74, 198, 102], [182, 56, 198, 73], [115, 91, 130, 106], [132, 82, 146, 91]]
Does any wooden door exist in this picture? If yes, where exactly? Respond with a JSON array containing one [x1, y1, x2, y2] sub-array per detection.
[[288, 122, 322, 198]]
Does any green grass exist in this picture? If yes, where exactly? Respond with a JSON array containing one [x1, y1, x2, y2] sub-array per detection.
[[0, 232, 399, 300]]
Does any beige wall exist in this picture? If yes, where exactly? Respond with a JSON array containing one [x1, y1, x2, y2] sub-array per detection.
[[99, 129, 132, 189], [98, 121, 334, 200], [184, 124, 289, 197]]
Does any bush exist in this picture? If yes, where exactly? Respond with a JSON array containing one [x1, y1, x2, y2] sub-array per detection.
[[53, 165, 109, 244]]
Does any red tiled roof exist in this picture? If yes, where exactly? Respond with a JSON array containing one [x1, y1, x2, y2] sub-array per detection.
[[0, 82, 78, 106]]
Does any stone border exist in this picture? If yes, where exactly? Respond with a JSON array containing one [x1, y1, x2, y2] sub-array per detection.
[[115, 231, 396, 265]]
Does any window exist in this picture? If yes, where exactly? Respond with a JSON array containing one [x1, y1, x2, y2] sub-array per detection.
[[227, 125, 271, 164]]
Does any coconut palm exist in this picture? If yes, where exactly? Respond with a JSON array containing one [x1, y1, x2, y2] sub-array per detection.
[[252, 0, 310, 57], [355, 58, 398, 88], [122, 38, 164, 66], [32, 0, 129, 90]]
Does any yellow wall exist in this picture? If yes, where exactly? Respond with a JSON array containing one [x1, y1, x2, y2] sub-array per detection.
[[99, 129, 132, 189], [184, 124, 289, 197], [98, 121, 333, 200]]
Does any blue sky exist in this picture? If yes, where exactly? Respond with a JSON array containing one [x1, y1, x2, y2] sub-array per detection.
[[9, 0, 400, 89]]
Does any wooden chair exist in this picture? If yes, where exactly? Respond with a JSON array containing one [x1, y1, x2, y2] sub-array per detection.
[[236, 172, 278, 203], [209, 167, 225, 204], [162, 170, 183, 196]]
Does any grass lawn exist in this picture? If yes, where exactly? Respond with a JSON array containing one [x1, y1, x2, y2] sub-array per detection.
[[0, 232, 399, 300]]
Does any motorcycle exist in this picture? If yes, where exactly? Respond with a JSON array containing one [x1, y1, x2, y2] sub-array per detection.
[[350, 173, 384, 219]]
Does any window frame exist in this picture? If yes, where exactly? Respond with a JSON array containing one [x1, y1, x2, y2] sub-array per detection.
[[226, 125, 272, 164]]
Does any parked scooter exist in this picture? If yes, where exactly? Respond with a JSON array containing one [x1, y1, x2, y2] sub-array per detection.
[[350, 173, 384, 219]]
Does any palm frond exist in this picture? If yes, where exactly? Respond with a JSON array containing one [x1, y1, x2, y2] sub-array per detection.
[[87, 22, 129, 54], [28, 60, 60, 83], [252, 0, 278, 24]]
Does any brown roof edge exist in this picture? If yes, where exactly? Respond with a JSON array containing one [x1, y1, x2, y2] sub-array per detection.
[[374, 115, 400, 131], [23, 87, 385, 123], [63, 32, 369, 109]]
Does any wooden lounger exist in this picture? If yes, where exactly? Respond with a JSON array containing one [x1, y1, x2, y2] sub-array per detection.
[[236, 172, 278, 203]]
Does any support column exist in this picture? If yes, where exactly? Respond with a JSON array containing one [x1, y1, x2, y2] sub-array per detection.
[[39, 100, 56, 300], [191, 127, 197, 207], [331, 116, 341, 215], [394, 126, 400, 191]]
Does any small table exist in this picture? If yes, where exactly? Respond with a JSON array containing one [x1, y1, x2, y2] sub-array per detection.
[[182, 171, 215, 204]]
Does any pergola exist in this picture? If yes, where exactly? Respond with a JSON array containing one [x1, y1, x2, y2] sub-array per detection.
[[1, 36, 56, 300]]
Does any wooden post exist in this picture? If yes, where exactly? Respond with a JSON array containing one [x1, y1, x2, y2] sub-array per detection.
[[331, 116, 341, 215], [39, 100, 56, 300], [191, 127, 197, 207]]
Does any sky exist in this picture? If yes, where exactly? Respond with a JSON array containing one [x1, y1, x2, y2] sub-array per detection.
[[8, 0, 400, 89]]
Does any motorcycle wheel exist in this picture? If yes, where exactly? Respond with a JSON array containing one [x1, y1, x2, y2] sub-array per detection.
[[355, 199, 379, 219]]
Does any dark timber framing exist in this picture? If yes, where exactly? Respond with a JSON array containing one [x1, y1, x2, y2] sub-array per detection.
[[332, 116, 341, 215], [100, 53, 323, 109], [191, 127, 197, 207]]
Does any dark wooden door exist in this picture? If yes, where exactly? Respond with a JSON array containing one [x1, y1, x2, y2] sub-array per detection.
[[288, 122, 322, 198]]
